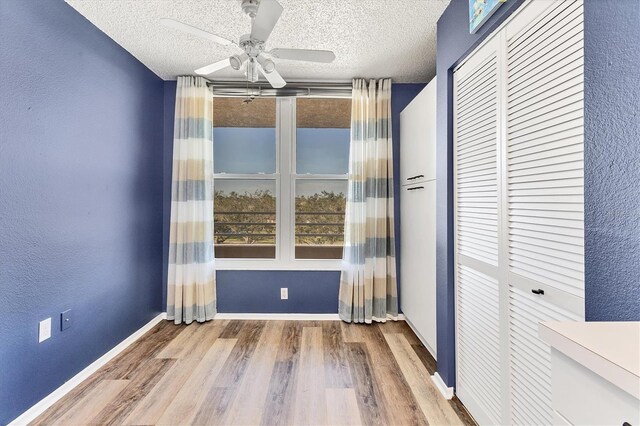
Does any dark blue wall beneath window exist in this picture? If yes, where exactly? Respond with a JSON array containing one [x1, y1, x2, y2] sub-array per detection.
[[217, 271, 341, 313], [583, 0, 640, 321], [162, 82, 423, 313], [435, 0, 525, 388], [0, 1, 164, 424]]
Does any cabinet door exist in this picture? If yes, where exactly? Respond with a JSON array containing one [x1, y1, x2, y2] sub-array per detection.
[[505, 1, 585, 424], [400, 78, 436, 184], [508, 288, 581, 426], [400, 180, 437, 356], [454, 36, 504, 426]]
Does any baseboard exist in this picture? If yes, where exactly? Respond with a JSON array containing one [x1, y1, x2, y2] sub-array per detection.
[[213, 313, 406, 321], [8, 313, 166, 426], [431, 372, 454, 400]]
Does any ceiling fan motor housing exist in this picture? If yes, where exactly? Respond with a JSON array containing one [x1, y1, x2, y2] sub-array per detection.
[[241, 0, 260, 18], [239, 34, 265, 56]]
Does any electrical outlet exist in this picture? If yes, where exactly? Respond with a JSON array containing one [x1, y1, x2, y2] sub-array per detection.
[[61, 309, 72, 331], [280, 287, 288, 300], [39, 318, 51, 343]]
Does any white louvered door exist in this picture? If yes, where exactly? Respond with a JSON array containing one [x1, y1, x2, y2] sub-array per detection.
[[454, 36, 505, 426], [505, 1, 585, 424], [454, 1, 585, 424]]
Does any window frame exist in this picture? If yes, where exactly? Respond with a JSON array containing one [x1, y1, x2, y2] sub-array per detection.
[[214, 97, 349, 271]]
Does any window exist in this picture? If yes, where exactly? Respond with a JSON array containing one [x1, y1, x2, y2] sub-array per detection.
[[294, 99, 350, 260], [213, 97, 351, 269], [213, 98, 277, 259]]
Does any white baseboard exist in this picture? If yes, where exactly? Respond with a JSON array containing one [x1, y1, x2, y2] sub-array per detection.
[[431, 372, 454, 400], [8, 313, 166, 426], [213, 313, 406, 321], [214, 313, 341, 321]]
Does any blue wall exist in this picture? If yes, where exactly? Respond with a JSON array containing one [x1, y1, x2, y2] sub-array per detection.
[[162, 82, 424, 313], [0, 1, 164, 423], [435, 0, 640, 389], [584, 0, 640, 321], [217, 271, 340, 313]]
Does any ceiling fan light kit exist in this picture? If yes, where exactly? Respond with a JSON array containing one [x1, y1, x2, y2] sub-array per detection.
[[229, 53, 249, 71], [160, 0, 336, 89]]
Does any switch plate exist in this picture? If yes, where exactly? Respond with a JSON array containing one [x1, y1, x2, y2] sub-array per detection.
[[280, 288, 288, 300], [61, 309, 72, 331], [39, 318, 51, 342]]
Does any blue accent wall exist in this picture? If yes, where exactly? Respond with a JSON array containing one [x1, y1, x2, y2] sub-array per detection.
[[0, 1, 164, 423], [217, 271, 341, 313], [435, 0, 525, 388], [435, 0, 640, 389], [162, 83, 423, 313], [583, 0, 640, 321]]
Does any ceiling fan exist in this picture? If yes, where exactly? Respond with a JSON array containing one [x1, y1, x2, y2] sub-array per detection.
[[160, 0, 336, 88]]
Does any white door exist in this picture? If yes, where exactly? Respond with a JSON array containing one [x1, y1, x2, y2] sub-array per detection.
[[400, 180, 437, 356], [400, 78, 437, 184], [453, 36, 504, 426], [453, 1, 586, 425], [505, 1, 585, 424]]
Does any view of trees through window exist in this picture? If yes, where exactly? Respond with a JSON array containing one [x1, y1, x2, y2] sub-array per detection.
[[212, 97, 350, 261]]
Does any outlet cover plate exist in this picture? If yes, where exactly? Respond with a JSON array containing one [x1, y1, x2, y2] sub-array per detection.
[[280, 288, 288, 300], [61, 309, 72, 331], [39, 318, 51, 342]]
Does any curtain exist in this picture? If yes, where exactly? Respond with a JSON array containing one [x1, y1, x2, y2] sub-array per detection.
[[167, 76, 216, 324], [339, 78, 398, 323]]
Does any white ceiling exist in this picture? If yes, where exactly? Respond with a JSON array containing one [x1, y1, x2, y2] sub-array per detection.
[[65, 0, 449, 83]]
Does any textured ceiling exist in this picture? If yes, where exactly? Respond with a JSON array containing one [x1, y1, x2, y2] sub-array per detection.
[[65, 0, 449, 83]]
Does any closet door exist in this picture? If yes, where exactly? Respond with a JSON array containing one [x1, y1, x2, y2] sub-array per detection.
[[453, 37, 504, 426], [505, 1, 585, 424]]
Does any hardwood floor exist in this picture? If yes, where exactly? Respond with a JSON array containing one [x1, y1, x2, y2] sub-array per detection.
[[32, 320, 475, 426]]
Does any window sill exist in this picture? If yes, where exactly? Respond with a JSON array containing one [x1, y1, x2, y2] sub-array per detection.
[[215, 259, 342, 271]]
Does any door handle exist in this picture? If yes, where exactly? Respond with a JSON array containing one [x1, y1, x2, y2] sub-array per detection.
[[407, 174, 424, 181], [531, 289, 545, 295], [407, 186, 424, 191]]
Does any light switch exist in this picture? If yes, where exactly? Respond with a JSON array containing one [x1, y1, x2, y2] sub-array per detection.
[[61, 309, 72, 331], [39, 318, 51, 342]]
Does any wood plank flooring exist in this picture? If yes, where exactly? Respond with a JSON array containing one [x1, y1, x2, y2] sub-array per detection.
[[32, 320, 475, 426]]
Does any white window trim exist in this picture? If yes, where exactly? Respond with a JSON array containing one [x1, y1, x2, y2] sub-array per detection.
[[215, 97, 347, 271]]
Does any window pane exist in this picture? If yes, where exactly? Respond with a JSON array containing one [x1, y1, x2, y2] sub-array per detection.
[[213, 98, 276, 174], [296, 98, 350, 175], [295, 179, 347, 259], [214, 179, 276, 259]]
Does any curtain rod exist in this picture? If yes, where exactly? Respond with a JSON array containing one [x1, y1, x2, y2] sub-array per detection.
[[205, 80, 352, 98]]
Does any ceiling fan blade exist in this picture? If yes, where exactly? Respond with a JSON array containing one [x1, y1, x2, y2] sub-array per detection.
[[160, 18, 235, 46], [259, 64, 286, 88], [195, 58, 231, 76], [250, 0, 283, 42], [269, 48, 336, 63]]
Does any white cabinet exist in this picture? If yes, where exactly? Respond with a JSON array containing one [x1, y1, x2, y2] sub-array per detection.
[[400, 78, 436, 184], [540, 322, 640, 426], [400, 78, 437, 357]]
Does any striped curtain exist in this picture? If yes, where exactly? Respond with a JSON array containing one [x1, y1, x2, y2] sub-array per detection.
[[339, 78, 398, 323], [167, 76, 216, 324]]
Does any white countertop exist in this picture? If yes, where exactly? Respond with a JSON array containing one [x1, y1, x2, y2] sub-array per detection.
[[539, 321, 640, 399]]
